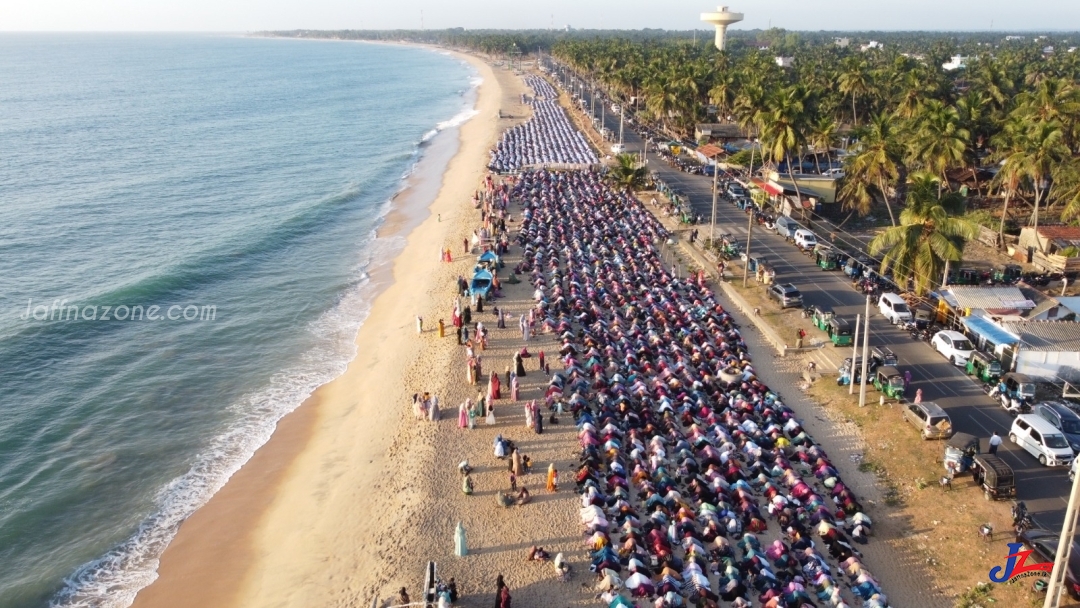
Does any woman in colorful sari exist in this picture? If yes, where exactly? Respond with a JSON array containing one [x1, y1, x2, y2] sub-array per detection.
[[546, 464, 558, 492]]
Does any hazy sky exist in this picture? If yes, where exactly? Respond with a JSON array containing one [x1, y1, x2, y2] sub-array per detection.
[[3, 0, 1079, 32]]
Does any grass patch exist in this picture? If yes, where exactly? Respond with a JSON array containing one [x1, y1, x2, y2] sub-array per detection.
[[804, 378, 1033, 606]]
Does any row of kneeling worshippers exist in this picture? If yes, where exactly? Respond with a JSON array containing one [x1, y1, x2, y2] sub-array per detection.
[[488, 75, 598, 173], [505, 168, 886, 608]]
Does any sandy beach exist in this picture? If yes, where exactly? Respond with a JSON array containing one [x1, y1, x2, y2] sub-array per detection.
[[129, 51, 580, 608]]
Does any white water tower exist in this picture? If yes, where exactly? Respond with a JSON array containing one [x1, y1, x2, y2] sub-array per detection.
[[701, 6, 744, 51]]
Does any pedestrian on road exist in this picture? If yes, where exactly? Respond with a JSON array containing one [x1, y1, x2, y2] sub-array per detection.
[[988, 431, 1002, 455], [903, 370, 912, 391]]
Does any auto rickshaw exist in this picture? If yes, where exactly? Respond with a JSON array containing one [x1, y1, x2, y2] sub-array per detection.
[[944, 432, 980, 474], [994, 372, 1037, 409], [745, 253, 767, 273], [827, 317, 853, 346], [956, 267, 981, 285], [843, 256, 871, 278], [992, 264, 1023, 284], [913, 307, 934, 330], [836, 356, 874, 385], [966, 351, 1003, 383], [970, 454, 1016, 501], [811, 305, 834, 331], [815, 247, 842, 270], [871, 346, 898, 368], [873, 365, 906, 399]]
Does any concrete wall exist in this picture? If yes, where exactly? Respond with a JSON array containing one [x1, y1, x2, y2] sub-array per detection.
[[1018, 350, 1080, 383]]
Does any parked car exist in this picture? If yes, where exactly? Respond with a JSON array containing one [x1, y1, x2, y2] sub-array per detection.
[[1015, 529, 1080, 599], [793, 229, 817, 249], [1034, 402, 1080, 453], [727, 184, 748, 198], [611, 143, 626, 154], [877, 293, 912, 325], [768, 283, 803, 309], [774, 215, 800, 239], [1010, 414, 1074, 466], [902, 401, 953, 439], [931, 330, 975, 366]]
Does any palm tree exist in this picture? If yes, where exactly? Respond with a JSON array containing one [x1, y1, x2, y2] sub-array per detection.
[[989, 113, 1028, 248], [759, 86, 807, 216], [807, 116, 838, 174], [868, 175, 978, 295], [608, 153, 648, 191], [839, 113, 903, 225], [908, 100, 970, 196], [1014, 120, 1069, 250], [838, 58, 870, 127]]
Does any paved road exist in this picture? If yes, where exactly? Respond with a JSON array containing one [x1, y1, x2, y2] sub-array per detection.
[[557, 75, 1073, 530]]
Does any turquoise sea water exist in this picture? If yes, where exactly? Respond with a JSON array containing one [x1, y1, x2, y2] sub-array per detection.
[[0, 34, 475, 607]]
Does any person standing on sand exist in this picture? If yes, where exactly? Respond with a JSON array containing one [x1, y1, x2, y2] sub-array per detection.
[[456, 326, 462, 345], [416, 315, 423, 334], [488, 370, 501, 401], [428, 395, 439, 422], [546, 464, 558, 493], [538, 350, 545, 372], [510, 373, 519, 401], [438, 319, 445, 338], [463, 305, 471, 325], [458, 400, 469, 429], [463, 238, 469, 255], [511, 448, 522, 478], [495, 575, 511, 608]]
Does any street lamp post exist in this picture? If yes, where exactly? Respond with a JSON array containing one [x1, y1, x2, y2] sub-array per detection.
[[710, 154, 719, 246], [858, 295, 871, 407]]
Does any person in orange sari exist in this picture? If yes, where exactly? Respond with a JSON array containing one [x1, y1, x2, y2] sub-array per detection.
[[546, 463, 558, 492]]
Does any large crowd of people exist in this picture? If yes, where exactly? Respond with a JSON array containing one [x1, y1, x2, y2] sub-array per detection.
[[488, 75, 598, 173], [507, 167, 887, 608]]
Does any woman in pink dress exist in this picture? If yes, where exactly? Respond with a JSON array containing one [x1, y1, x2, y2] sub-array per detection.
[[510, 373, 520, 401], [458, 400, 469, 428]]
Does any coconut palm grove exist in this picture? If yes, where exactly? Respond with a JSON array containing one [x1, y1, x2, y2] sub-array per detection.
[[280, 27, 1080, 292]]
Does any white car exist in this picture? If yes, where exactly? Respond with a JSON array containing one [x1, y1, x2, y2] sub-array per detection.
[[611, 143, 626, 154], [931, 330, 975, 366], [793, 229, 817, 249]]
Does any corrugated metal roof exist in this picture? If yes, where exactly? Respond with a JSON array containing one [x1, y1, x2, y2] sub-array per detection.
[[960, 315, 1019, 346], [1002, 321, 1080, 352], [946, 286, 1035, 310]]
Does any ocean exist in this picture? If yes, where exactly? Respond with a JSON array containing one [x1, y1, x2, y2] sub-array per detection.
[[0, 34, 476, 607]]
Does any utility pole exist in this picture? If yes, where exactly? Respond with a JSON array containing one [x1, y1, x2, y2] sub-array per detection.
[[619, 109, 624, 145], [1044, 469, 1080, 608], [601, 104, 606, 139], [858, 295, 871, 407], [711, 153, 719, 245], [742, 208, 753, 288], [850, 313, 860, 395]]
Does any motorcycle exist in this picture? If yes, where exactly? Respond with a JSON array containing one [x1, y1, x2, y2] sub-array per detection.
[[1013, 501, 1033, 535]]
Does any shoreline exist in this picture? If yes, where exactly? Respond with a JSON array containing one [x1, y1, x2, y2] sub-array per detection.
[[129, 50, 508, 608]]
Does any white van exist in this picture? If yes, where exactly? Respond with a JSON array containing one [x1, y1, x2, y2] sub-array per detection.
[[793, 229, 817, 249], [878, 293, 912, 325], [1011, 414, 1074, 467], [611, 143, 626, 155]]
